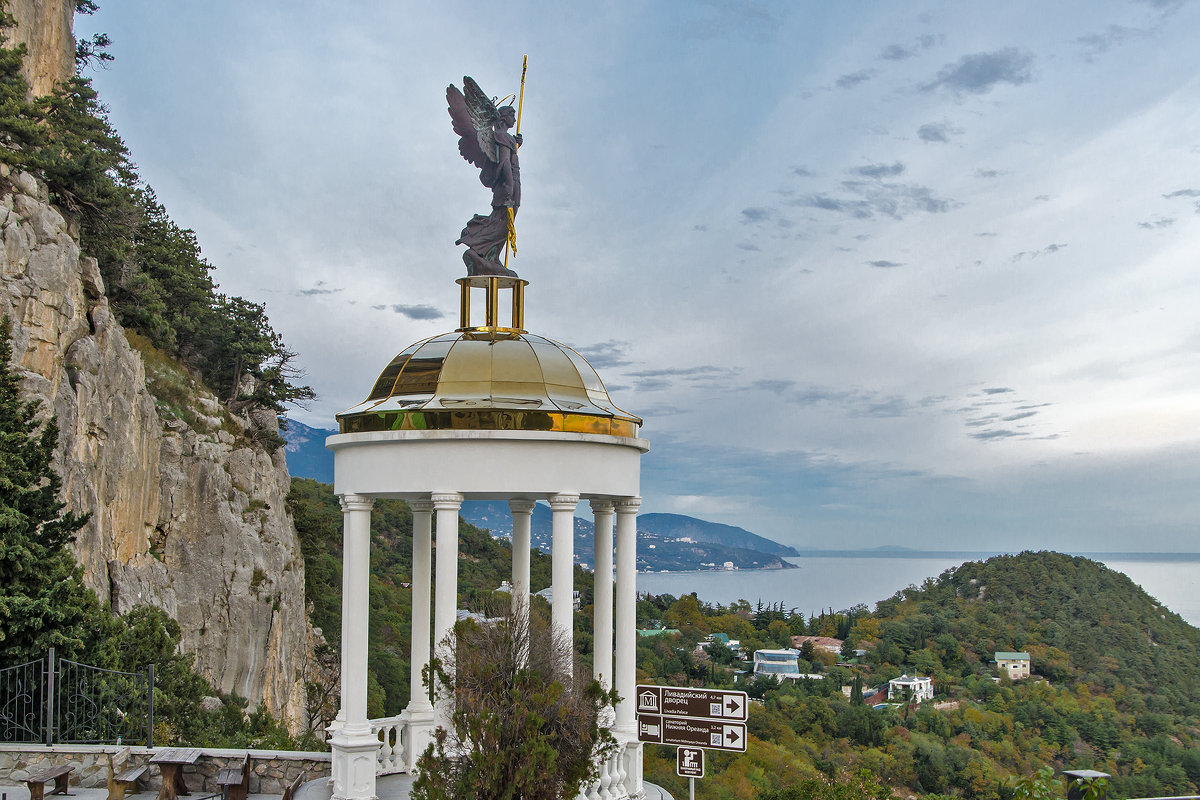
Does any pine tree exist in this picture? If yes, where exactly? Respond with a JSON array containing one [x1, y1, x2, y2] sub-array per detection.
[[0, 317, 94, 665]]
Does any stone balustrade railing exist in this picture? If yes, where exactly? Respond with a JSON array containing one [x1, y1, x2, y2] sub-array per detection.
[[370, 715, 409, 775]]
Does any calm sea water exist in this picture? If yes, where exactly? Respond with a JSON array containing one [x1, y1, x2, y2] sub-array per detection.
[[636, 555, 1200, 628]]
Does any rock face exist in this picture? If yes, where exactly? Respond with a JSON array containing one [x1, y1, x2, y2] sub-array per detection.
[[1, 167, 313, 733], [6, 0, 75, 98]]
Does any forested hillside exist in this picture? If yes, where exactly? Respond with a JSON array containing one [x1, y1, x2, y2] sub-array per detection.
[[634, 552, 1200, 800]]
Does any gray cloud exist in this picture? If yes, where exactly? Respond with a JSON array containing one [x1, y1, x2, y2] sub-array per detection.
[[923, 48, 1034, 95], [1003, 411, 1039, 422], [868, 259, 904, 268], [574, 340, 633, 370], [791, 166, 813, 177], [627, 366, 731, 379], [1012, 243, 1068, 261], [1077, 25, 1146, 60], [880, 44, 914, 61], [793, 179, 957, 221], [975, 169, 1005, 179], [971, 428, 1023, 441], [752, 379, 796, 394], [982, 387, 1014, 395], [391, 304, 443, 320], [836, 70, 872, 89], [740, 207, 771, 222], [1162, 188, 1200, 198], [1138, 217, 1175, 229], [917, 121, 963, 143], [736, 242, 761, 251], [296, 281, 343, 296], [370, 304, 387, 310], [851, 161, 905, 178]]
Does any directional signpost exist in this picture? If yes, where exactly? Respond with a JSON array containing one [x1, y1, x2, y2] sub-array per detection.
[[637, 684, 750, 799]]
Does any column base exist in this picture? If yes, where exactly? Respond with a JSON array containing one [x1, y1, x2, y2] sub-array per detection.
[[402, 703, 437, 773], [330, 725, 381, 800]]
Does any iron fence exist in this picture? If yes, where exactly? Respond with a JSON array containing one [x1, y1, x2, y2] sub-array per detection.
[[0, 649, 154, 746]]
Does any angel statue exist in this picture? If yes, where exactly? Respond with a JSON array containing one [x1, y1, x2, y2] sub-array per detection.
[[447, 76, 523, 277]]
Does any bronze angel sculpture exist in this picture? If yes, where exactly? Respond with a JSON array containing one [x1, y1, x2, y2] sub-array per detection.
[[447, 77, 523, 277]]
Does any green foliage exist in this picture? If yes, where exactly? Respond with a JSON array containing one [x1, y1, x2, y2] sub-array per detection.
[[757, 769, 895, 800], [413, 607, 617, 800], [0, 317, 95, 663]]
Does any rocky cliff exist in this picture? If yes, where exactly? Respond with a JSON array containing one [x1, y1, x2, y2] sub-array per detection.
[[1, 166, 314, 732]]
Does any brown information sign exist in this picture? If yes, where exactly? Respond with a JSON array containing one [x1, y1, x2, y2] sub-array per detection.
[[637, 714, 747, 752], [635, 685, 748, 722]]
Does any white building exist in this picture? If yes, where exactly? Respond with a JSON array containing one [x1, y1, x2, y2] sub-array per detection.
[[888, 674, 934, 703], [328, 275, 647, 800], [753, 649, 802, 681]]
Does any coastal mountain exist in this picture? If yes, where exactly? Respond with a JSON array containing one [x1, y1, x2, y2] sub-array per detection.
[[635, 512, 800, 557]]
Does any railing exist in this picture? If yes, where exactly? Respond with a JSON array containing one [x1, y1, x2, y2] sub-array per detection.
[[0, 649, 153, 746], [371, 715, 408, 775], [0, 658, 44, 743], [581, 737, 641, 800]]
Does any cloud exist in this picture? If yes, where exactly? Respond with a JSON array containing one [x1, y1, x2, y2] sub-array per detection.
[[970, 428, 1023, 441], [836, 70, 872, 89], [923, 48, 1034, 95], [370, 304, 387, 310], [296, 280, 343, 296], [851, 161, 905, 179], [736, 242, 761, 251], [982, 387, 1014, 395], [740, 206, 772, 223], [917, 121, 963, 143], [573, 340, 633, 370], [867, 259, 904, 268], [752, 379, 796, 394], [1077, 25, 1146, 60], [1138, 217, 1174, 229], [390, 304, 443, 320], [880, 44, 914, 61], [793, 178, 957, 221], [1003, 411, 1039, 422], [627, 366, 731, 379], [791, 166, 813, 177], [1162, 188, 1200, 198], [1011, 243, 1068, 261], [975, 169, 1005, 179]]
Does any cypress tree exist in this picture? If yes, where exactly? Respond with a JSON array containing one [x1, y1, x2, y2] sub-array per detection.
[[0, 317, 94, 665]]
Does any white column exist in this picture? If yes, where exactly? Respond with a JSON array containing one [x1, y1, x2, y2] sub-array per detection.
[[613, 497, 640, 735], [590, 499, 615, 688], [402, 499, 435, 772], [432, 492, 462, 728], [549, 492, 579, 676], [508, 499, 535, 614], [331, 493, 378, 800], [406, 499, 434, 712]]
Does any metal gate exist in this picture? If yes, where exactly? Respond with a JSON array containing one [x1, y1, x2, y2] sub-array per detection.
[[0, 649, 154, 746]]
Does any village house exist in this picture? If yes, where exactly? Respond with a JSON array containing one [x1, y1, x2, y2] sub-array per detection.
[[994, 651, 1032, 679], [888, 674, 934, 703]]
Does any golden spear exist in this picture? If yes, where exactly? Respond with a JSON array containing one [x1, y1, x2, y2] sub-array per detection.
[[505, 55, 527, 267]]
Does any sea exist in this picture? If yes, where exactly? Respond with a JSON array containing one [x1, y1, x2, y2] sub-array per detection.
[[636, 553, 1200, 628]]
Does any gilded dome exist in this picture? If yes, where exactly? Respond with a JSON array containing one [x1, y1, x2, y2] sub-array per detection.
[[337, 331, 641, 437]]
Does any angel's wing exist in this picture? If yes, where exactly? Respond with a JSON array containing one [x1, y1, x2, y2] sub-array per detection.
[[447, 77, 498, 167]]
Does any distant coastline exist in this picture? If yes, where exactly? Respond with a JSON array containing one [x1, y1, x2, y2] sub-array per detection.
[[789, 549, 1200, 562]]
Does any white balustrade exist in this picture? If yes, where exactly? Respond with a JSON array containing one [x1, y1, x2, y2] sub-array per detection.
[[370, 715, 409, 775]]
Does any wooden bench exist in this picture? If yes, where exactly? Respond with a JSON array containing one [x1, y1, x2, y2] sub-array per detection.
[[108, 764, 149, 800], [280, 774, 304, 800], [26, 765, 74, 800], [216, 754, 250, 800]]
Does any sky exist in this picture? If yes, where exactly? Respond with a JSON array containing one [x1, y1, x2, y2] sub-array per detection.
[[74, 1, 1200, 553]]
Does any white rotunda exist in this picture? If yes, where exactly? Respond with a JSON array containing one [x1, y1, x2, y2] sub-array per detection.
[[327, 276, 648, 800]]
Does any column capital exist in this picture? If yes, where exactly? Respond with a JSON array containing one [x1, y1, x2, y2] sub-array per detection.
[[430, 491, 463, 510], [339, 493, 374, 513], [614, 497, 642, 514], [589, 498, 615, 514], [410, 498, 434, 513], [508, 498, 536, 514], [548, 492, 580, 512]]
